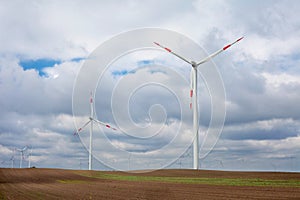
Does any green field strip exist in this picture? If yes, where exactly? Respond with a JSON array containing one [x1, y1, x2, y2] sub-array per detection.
[[57, 179, 89, 184], [77, 171, 300, 187], [0, 191, 5, 200]]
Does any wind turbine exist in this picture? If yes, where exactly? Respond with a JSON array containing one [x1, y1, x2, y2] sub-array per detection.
[[10, 148, 15, 168], [154, 37, 243, 169], [17, 145, 28, 168], [75, 92, 117, 170], [27, 146, 32, 168]]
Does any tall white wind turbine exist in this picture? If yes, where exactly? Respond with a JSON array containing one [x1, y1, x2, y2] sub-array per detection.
[[154, 37, 243, 169], [75, 92, 117, 170], [27, 146, 32, 168], [17, 145, 28, 168]]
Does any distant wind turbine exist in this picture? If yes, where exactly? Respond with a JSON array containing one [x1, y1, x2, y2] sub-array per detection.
[[27, 146, 32, 168], [10, 148, 15, 168], [75, 92, 117, 170], [16, 146, 28, 168], [154, 37, 243, 169]]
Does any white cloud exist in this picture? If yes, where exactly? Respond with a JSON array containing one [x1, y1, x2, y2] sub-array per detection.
[[262, 72, 300, 88], [0, 0, 300, 171]]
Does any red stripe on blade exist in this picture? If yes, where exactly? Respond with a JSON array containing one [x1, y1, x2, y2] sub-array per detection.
[[237, 37, 244, 42], [190, 90, 193, 97], [165, 48, 172, 52], [223, 44, 231, 50]]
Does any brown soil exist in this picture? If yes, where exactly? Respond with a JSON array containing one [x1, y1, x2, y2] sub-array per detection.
[[0, 168, 299, 200]]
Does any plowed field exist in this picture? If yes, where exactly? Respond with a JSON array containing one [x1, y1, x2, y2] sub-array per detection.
[[0, 168, 299, 199]]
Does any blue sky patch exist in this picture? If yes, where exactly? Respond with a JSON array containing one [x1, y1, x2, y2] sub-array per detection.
[[71, 57, 86, 62], [112, 69, 136, 77], [19, 58, 62, 76], [19, 57, 85, 76], [137, 60, 154, 66], [148, 68, 167, 75], [112, 60, 156, 77]]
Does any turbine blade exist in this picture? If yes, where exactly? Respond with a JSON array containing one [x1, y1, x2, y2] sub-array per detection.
[[75, 120, 92, 134], [90, 91, 93, 104], [93, 119, 117, 131], [154, 42, 192, 65], [196, 37, 244, 66]]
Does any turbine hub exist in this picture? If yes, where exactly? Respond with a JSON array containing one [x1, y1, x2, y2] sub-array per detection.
[[191, 61, 197, 68]]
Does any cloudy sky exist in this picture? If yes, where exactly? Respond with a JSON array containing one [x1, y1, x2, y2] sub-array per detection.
[[0, 0, 300, 172]]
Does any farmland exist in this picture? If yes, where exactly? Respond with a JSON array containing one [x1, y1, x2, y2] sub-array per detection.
[[0, 168, 299, 199]]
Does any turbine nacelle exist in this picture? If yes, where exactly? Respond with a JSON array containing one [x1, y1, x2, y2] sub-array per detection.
[[191, 61, 197, 68]]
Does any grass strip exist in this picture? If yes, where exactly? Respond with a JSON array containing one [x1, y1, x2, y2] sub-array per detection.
[[57, 179, 88, 184], [77, 171, 300, 187], [0, 192, 5, 200]]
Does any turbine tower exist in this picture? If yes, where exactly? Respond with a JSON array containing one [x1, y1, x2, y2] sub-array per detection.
[[75, 92, 117, 170], [10, 148, 15, 168], [27, 146, 32, 168], [17, 145, 28, 168], [154, 37, 243, 169]]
